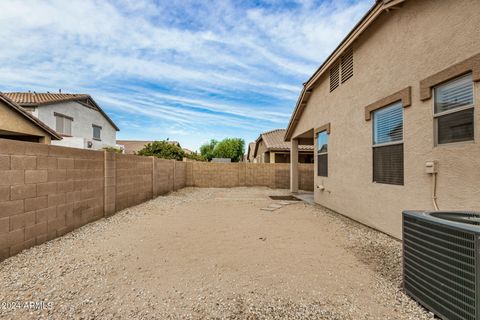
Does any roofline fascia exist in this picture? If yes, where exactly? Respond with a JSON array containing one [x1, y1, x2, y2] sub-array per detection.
[[80, 97, 120, 131], [11, 95, 120, 132], [0, 95, 62, 140]]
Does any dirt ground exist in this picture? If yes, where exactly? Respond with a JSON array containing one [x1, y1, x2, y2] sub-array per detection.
[[0, 187, 433, 319]]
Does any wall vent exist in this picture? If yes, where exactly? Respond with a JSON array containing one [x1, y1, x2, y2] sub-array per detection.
[[403, 211, 480, 320], [329, 62, 340, 92], [341, 47, 353, 83]]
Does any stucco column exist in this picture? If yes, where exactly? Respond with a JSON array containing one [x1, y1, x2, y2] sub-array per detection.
[[290, 139, 299, 193], [270, 152, 275, 163]]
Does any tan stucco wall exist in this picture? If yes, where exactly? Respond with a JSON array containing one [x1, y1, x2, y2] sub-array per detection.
[[290, 0, 480, 238], [254, 140, 269, 163], [0, 101, 51, 144]]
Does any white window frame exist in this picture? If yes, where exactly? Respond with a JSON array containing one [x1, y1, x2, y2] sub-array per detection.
[[433, 73, 475, 146], [372, 101, 404, 149], [316, 130, 329, 177], [372, 102, 404, 185]]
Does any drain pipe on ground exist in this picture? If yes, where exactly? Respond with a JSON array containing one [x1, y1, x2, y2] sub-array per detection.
[[426, 161, 439, 211]]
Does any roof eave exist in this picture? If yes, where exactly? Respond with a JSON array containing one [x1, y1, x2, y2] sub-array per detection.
[[81, 97, 120, 131], [0, 95, 62, 140], [284, 0, 405, 141]]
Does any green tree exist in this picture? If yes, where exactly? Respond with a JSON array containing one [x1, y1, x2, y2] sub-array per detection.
[[212, 138, 245, 162], [184, 152, 206, 162], [136, 141, 185, 161], [199, 139, 218, 161], [102, 146, 123, 153]]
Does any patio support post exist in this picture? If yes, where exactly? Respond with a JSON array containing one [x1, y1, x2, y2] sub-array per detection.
[[290, 139, 299, 193], [270, 152, 275, 163]]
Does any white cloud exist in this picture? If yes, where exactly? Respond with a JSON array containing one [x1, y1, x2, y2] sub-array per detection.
[[0, 0, 373, 150]]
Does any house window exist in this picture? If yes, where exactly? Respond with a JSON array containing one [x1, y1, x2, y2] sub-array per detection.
[[373, 102, 404, 185], [434, 73, 474, 144], [93, 125, 102, 141], [317, 131, 328, 177], [54, 113, 72, 136]]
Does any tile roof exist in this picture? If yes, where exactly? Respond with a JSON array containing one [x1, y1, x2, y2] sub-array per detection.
[[0, 94, 62, 140], [259, 129, 313, 151], [2, 92, 90, 106], [3, 92, 120, 131]]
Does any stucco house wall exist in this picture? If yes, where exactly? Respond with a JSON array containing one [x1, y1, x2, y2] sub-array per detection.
[[289, 0, 480, 238], [0, 101, 51, 143], [36, 101, 117, 150]]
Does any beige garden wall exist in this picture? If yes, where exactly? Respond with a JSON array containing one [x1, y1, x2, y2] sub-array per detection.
[[185, 162, 313, 191], [0, 138, 313, 261], [290, 0, 480, 238]]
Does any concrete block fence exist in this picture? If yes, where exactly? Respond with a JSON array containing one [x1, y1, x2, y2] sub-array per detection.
[[0, 138, 313, 261]]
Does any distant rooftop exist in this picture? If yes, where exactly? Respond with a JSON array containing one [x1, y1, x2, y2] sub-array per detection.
[[259, 129, 313, 152], [3, 92, 90, 106]]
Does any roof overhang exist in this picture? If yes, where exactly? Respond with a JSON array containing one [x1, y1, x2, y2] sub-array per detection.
[[0, 94, 62, 140], [284, 0, 406, 141], [9, 94, 120, 132]]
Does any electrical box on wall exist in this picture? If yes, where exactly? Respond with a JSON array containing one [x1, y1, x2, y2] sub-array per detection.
[[425, 161, 438, 174]]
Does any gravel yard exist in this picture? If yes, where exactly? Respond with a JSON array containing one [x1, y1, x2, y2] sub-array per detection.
[[0, 187, 433, 319]]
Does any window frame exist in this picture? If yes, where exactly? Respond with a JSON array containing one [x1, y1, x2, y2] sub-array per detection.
[[432, 73, 475, 146], [372, 102, 404, 185], [315, 125, 330, 177], [92, 124, 102, 141]]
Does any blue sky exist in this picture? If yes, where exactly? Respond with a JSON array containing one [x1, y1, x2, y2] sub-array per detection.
[[0, 0, 372, 151]]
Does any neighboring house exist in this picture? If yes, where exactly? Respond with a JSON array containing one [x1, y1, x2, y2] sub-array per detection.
[[246, 142, 256, 162], [117, 140, 182, 154], [284, 0, 480, 238], [254, 129, 313, 163], [4, 92, 120, 150], [0, 94, 61, 143]]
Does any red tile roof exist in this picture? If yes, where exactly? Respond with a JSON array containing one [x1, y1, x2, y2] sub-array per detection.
[[4, 92, 120, 131], [0, 94, 62, 140], [259, 129, 313, 151], [2, 92, 90, 106]]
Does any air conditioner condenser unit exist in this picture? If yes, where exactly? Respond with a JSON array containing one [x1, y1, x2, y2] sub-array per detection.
[[403, 211, 480, 320]]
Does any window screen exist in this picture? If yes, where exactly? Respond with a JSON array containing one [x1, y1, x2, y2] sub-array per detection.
[[55, 114, 72, 135], [437, 108, 474, 144], [373, 144, 404, 185], [373, 102, 404, 185], [434, 74, 474, 144], [317, 131, 328, 177]]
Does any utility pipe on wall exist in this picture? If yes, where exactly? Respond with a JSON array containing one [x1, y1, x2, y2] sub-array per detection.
[[425, 161, 439, 211], [432, 172, 439, 211]]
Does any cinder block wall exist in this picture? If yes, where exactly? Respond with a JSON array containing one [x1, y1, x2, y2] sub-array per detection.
[[187, 162, 313, 191], [154, 158, 174, 196], [0, 139, 104, 261], [0, 138, 313, 261], [115, 154, 153, 211]]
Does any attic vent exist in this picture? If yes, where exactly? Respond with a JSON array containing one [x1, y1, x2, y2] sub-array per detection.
[[341, 47, 353, 83], [330, 62, 340, 92]]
